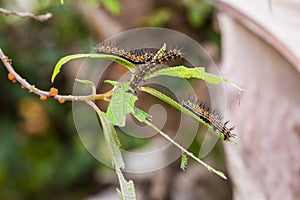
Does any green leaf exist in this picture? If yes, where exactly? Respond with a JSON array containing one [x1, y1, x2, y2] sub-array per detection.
[[100, 0, 120, 15], [132, 107, 151, 123], [60, 0, 64, 4], [87, 101, 137, 198], [148, 8, 172, 27], [104, 79, 119, 86], [106, 82, 138, 127], [146, 66, 228, 84], [117, 189, 123, 200], [86, 101, 123, 168], [116, 168, 137, 200], [101, 113, 123, 166], [51, 53, 134, 83]]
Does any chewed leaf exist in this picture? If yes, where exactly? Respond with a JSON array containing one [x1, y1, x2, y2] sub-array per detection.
[[86, 102, 137, 199], [51, 53, 134, 83], [116, 168, 137, 200], [146, 66, 228, 84], [105, 82, 137, 127]]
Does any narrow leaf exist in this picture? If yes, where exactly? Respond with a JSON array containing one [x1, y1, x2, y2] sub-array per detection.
[[132, 107, 151, 123], [86, 101, 124, 168], [146, 66, 228, 84], [87, 101, 137, 199], [116, 168, 137, 200], [51, 53, 134, 83]]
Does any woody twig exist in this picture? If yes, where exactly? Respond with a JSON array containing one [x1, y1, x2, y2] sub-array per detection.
[[0, 48, 112, 103], [0, 7, 52, 22]]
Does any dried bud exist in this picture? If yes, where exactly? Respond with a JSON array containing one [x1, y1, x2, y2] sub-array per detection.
[[40, 95, 47, 101], [8, 72, 15, 81], [58, 98, 65, 104], [49, 87, 58, 97], [29, 85, 35, 93]]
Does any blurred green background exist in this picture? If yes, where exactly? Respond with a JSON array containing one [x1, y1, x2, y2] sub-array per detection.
[[0, 0, 231, 199]]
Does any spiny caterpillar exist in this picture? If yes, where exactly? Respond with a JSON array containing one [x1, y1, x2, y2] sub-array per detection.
[[95, 42, 184, 65], [96, 42, 192, 93], [181, 98, 236, 141], [129, 49, 183, 92], [129, 62, 154, 92]]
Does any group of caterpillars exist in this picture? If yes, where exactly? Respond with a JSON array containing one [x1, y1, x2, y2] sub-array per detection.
[[96, 42, 186, 92], [95, 42, 235, 141]]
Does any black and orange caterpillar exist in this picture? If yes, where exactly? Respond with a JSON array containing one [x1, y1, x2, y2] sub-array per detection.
[[128, 49, 184, 92], [181, 98, 236, 141], [96, 43, 158, 64], [96, 42, 192, 93], [96, 42, 185, 64]]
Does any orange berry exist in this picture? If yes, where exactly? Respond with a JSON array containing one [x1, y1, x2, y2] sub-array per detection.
[[58, 98, 65, 104], [49, 87, 58, 97], [40, 95, 47, 101], [8, 73, 15, 81]]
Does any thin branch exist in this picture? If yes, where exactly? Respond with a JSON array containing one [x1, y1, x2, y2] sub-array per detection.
[[0, 48, 112, 102], [143, 117, 227, 179], [0, 7, 52, 22]]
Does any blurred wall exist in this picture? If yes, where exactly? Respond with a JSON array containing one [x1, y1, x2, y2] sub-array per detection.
[[215, 1, 300, 200]]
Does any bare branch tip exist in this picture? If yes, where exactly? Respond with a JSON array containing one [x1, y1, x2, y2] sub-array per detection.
[[0, 7, 53, 22]]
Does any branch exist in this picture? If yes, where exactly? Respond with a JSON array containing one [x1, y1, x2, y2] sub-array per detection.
[[0, 48, 112, 102], [0, 7, 52, 22]]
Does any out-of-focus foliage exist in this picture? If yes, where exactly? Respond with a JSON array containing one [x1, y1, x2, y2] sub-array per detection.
[[182, 0, 213, 28], [100, 0, 120, 15], [148, 8, 173, 27], [0, 1, 100, 199]]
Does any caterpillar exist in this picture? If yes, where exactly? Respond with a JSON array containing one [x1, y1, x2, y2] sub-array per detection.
[[181, 98, 236, 141], [129, 61, 155, 92], [96, 43, 159, 64], [96, 42, 194, 93], [95, 42, 186, 65], [128, 49, 183, 92]]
